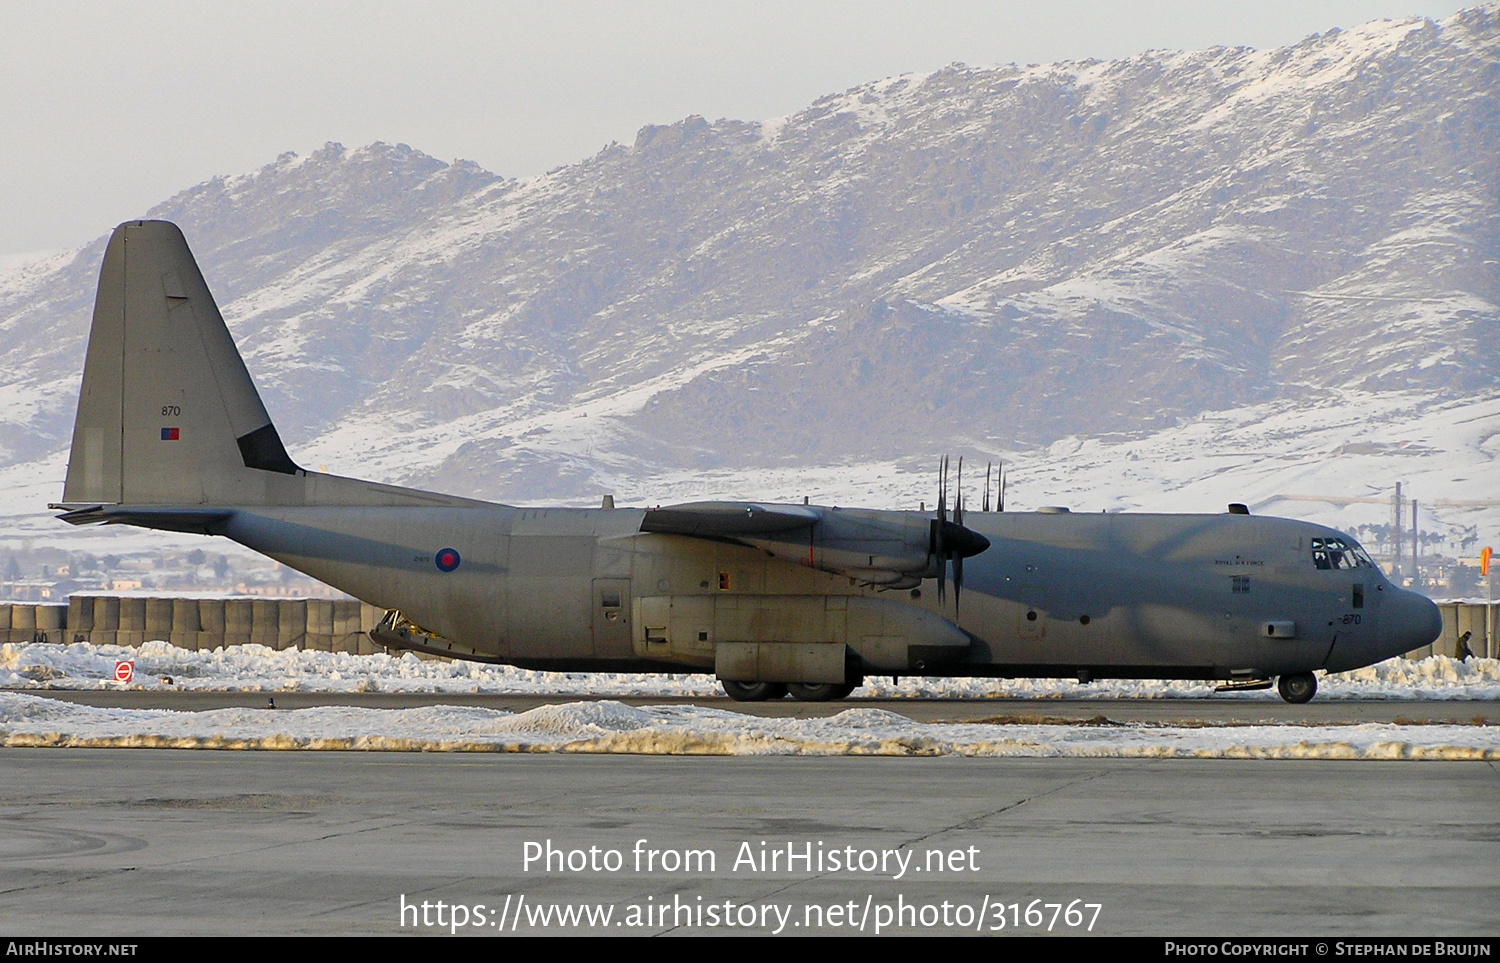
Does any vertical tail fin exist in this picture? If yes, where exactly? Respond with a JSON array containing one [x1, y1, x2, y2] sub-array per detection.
[[61, 220, 300, 507]]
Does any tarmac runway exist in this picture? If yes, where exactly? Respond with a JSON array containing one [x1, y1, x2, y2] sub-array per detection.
[[1, 747, 1496, 936]]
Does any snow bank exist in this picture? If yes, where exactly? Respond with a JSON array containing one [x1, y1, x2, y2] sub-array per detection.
[[2, 640, 1497, 701], [2, 695, 1495, 759]]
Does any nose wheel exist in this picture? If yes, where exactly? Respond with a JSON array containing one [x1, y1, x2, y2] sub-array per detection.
[[1277, 672, 1317, 704]]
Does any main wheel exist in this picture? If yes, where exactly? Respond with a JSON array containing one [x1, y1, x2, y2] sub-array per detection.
[[1277, 672, 1317, 704], [721, 681, 788, 702], [788, 682, 847, 702]]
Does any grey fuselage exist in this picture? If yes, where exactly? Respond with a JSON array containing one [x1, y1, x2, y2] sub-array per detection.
[[219, 500, 1437, 681], [55, 221, 1441, 688]]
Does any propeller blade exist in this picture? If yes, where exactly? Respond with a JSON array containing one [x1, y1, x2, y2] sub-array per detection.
[[952, 458, 963, 616], [954, 457, 964, 526], [983, 463, 991, 513], [934, 456, 948, 555], [954, 553, 963, 618], [939, 455, 948, 522], [935, 455, 948, 603]]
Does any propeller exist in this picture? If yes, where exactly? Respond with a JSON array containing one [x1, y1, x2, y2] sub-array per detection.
[[953, 457, 965, 614], [935, 455, 947, 605], [982, 461, 1006, 513], [931, 455, 990, 617]]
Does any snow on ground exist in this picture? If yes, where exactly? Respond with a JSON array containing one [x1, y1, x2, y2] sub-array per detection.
[[1, 641, 1495, 758], [3, 640, 1499, 701], [2, 694, 1496, 759]]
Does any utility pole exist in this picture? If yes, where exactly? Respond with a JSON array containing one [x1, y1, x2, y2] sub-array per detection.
[[1411, 499, 1419, 590], [1391, 482, 1403, 580]]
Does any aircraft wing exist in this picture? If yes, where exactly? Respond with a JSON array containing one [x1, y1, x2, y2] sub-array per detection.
[[638, 500, 986, 591]]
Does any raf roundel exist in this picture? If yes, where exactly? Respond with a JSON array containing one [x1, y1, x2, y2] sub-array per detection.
[[434, 548, 461, 572]]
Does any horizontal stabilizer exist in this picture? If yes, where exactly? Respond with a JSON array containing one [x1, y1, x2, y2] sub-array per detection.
[[51, 503, 234, 535]]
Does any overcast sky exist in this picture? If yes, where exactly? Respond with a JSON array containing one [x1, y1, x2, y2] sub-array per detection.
[[0, 0, 1473, 258]]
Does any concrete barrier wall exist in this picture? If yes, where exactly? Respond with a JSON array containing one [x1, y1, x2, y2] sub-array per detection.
[[224, 600, 252, 647], [278, 600, 306, 650], [0, 603, 68, 643], [92, 597, 120, 645], [144, 598, 173, 644], [0, 596, 391, 650], [170, 598, 200, 648], [198, 599, 226, 647], [333, 600, 363, 654], [306, 599, 335, 651], [251, 600, 279, 647], [36, 605, 65, 633], [68, 596, 93, 639], [117, 597, 146, 648]]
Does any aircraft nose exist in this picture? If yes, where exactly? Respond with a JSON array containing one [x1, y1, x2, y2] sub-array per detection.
[[1383, 588, 1443, 658]]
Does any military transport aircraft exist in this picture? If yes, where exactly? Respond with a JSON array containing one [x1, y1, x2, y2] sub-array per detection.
[[51, 221, 1442, 703]]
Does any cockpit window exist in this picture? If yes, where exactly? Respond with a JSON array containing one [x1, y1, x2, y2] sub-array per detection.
[[1311, 536, 1373, 570]]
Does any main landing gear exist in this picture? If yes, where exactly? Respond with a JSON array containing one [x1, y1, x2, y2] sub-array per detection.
[[1276, 672, 1317, 704], [721, 680, 860, 702], [787, 682, 858, 701], [720, 681, 788, 702]]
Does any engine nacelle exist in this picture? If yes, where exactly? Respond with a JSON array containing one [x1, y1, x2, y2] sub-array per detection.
[[741, 508, 938, 579]]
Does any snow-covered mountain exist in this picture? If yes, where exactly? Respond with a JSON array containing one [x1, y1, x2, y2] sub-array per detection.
[[1, 6, 1496, 559]]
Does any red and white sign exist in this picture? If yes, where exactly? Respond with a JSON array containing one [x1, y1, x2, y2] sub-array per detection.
[[113, 660, 134, 683]]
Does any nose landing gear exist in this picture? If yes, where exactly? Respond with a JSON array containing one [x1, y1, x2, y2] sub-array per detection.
[[1277, 672, 1317, 704]]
